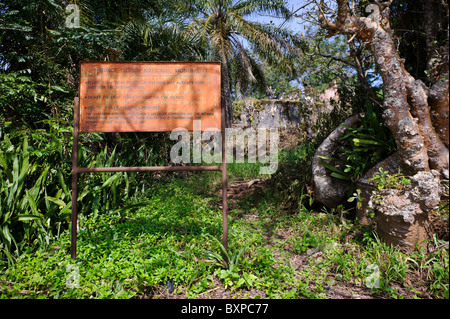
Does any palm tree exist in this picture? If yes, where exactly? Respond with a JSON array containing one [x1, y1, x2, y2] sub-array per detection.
[[120, 12, 206, 62], [182, 0, 300, 127]]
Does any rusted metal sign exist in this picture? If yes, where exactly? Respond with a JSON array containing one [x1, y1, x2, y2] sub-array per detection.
[[79, 62, 221, 132], [71, 61, 228, 260]]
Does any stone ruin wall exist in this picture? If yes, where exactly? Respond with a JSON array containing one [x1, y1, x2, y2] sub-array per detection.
[[232, 84, 341, 133]]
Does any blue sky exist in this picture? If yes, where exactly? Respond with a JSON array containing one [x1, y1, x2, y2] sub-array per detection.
[[249, 0, 309, 34]]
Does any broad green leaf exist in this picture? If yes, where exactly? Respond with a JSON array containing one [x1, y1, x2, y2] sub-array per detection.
[[353, 138, 381, 146], [58, 202, 72, 219], [26, 189, 38, 214], [18, 214, 42, 221], [30, 166, 49, 200], [18, 138, 29, 184], [107, 147, 117, 166], [338, 132, 355, 140], [319, 161, 347, 176], [44, 196, 66, 207], [7, 155, 20, 208], [331, 172, 351, 180], [50, 85, 68, 93], [354, 133, 378, 140], [101, 173, 120, 189], [317, 155, 345, 163], [340, 124, 356, 130], [0, 152, 8, 171], [12, 155, 19, 182], [1, 225, 12, 248], [353, 147, 371, 152], [57, 170, 69, 195]]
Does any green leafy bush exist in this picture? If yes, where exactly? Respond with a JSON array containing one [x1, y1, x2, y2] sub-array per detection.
[[320, 101, 395, 184], [0, 135, 71, 263], [203, 235, 257, 289], [369, 167, 411, 192]]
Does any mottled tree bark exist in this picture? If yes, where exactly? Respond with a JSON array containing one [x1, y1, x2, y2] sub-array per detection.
[[422, 0, 449, 150], [429, 79, 449, 149], [316, 0, 449, 177], [312, 115, 361, 208], [312, 0, 449, 251], [219, 52, 233, 128]]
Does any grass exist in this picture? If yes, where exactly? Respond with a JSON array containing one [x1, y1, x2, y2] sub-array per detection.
[[0, 144, 448, 299]]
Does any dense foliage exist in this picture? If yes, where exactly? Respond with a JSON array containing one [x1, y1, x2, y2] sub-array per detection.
[[0, 0, 193, 261], [0, 0, 304, 259], [0, 0, 448, 299]]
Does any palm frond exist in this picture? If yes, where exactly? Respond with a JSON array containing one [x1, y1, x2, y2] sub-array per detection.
[[232, 0, 291, 20]]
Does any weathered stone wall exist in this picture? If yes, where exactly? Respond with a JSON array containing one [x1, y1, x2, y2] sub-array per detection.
[[232, 85, 340, 132]]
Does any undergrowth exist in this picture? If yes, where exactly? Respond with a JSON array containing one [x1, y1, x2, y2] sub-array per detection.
[[0, 140, 448, 299]]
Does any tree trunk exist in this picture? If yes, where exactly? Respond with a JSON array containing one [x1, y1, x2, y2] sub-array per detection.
[[369, 28, 431, 175], [312, 115, 360, 208], [316, 0, 449, 177], [220, 56, 233, 128], [422, 0, 449, 151], [429, 78, 449, 149], [314, 0, 449, 251]]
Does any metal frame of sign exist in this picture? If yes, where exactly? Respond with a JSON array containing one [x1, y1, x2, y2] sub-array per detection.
[[70, 61, 227, 260]]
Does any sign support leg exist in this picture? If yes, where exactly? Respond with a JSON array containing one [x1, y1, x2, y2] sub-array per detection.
[[71, 97, 79, 260], [222, 141, 228, 254], [221, 91, 228, 260]]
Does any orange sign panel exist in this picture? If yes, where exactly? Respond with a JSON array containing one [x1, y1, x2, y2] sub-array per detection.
[[79, 62, 221, 132]]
